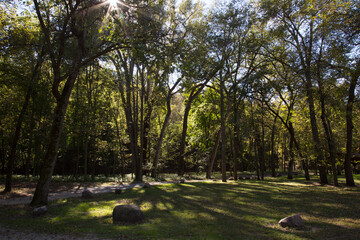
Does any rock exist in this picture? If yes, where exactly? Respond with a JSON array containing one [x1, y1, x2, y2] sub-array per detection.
[[228, 177, 234, 180], [33, 206, 47, 217], [115, 188, 122, 194], [279, 214, 304, 228], [81, 189, 94, 199], [143, 183, 151, 188], [113, 205, 145, 224], [179, 179, 185, 183]]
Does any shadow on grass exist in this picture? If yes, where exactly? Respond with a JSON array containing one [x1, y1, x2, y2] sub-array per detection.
[[0, 179, 359, 239]]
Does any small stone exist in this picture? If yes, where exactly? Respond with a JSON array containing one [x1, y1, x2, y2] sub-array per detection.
[[228, 177, 234, 180], [279, 214, 304, 228], [179, 179, 185, 183], [115, 188, 122, 194], [33, 206, 47, 217], [113, 205, 145, 224], [143, 183, 151, 188], [81, 189, 94, 199]]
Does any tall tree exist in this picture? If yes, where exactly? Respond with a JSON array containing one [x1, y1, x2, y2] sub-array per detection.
[[258, 0, 330, 183], [0, 3, 44, 192], [31, 0, 120, 206]]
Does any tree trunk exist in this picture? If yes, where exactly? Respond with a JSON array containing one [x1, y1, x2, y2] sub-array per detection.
[[344, 67, 359, 186], [30, 73, 77, 207], [178, 99, 191, 176], [4, 55, 43, 193], [287, 132, 295, 180], [152, 94, 172, 178], [0, 139, 5, 175], [232, 124, 239, 181], [220, 80, 227, 182], [316, 63, 338, 186], [270, 115, 277, 177], [206, 129, 221, 179], [178, 84, 207, 176], [304, 73, 328, 184]]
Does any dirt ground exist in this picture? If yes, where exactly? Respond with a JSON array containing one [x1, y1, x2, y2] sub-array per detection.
[[0, 181, 117, 200]]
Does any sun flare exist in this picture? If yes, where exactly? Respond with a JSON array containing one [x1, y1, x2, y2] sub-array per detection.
[[108, 0, 118, 6], [107, 0, 119, 7]]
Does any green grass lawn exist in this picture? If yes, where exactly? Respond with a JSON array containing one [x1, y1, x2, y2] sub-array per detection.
[[1, 175, 360, 239]]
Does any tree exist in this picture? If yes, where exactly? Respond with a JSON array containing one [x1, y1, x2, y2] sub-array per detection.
[[257, 0, 331, 183], [0, 2, 45, 192], [325, 0, 360, 186], [31, 0, 120, 206]]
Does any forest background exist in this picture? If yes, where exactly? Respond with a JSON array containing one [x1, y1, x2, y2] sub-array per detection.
[[0, 0, 359, 206]]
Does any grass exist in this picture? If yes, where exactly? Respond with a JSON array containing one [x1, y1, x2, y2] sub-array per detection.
[[0, 174, 360, 239]]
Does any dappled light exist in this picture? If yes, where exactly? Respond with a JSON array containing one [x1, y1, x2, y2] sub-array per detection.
[[2, 179, 360, 239]]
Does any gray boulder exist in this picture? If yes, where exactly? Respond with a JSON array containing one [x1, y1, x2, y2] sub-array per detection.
[[279, 214, 304, 228], [33, 206, 47, 217], [113, 205, 145, 224], [81, 189, 94, 199]]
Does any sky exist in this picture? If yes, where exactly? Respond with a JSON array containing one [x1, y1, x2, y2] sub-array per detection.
[[201, 0, 216, 8]]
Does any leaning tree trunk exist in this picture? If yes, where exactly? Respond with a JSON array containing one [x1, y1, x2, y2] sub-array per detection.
[[30, 74, 77, 206], [152, 94, 172, 178], [206, 129, 221, 179], [178, 83, 209, 176], [4, 55, 43, 193], [178, 99, 192, 177], [344, 67, 359, 186]]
